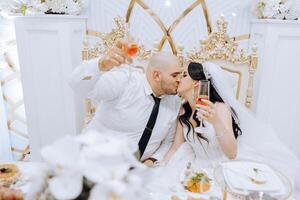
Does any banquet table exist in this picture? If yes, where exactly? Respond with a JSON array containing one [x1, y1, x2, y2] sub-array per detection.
[[145, 166, 294, 200], [0, 161, 296, 200]]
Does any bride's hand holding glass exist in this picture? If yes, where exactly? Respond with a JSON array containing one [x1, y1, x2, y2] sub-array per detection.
[[195, 80, 210, 132], [196, 100, 221, 125]]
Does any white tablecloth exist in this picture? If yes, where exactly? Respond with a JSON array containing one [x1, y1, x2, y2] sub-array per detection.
[[1, 161, 296, 200]]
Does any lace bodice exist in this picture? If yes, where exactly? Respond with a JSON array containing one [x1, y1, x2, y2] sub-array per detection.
[[183, 121, 226, 168]]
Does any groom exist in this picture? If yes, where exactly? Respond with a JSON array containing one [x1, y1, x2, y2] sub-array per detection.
[[70, 40, 182, 166]]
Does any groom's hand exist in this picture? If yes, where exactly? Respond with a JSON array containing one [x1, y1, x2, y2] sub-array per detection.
[[98, 39, 132, 71], [143, 158, 157, 167], [143, 159, 154, 167]]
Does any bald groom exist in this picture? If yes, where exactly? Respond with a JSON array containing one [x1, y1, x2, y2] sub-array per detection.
[[70, 41, 182, 166]]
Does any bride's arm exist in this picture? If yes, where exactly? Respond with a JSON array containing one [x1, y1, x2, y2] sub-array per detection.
[[162, 120, 185, 164], [212, 103, 237, 159], [198, 101, 237, 159]]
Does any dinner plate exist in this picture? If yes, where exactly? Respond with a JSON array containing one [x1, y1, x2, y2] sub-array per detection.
[[213, 161, 293, 200], [179, 167, 214, 196]]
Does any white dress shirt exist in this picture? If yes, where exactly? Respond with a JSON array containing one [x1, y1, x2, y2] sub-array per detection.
[[69, 58, 181, 161]]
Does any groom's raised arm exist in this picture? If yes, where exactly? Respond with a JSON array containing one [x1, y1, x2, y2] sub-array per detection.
[[69, 40, 131, 99], [69, 58, 102, 99], [69, 59, 133, 102]]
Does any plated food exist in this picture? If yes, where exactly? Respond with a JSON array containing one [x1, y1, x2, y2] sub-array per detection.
[[181, 163, 212, 194], [0, 164, 24, 200], [0, 164, 20, 187], [183, 171, 212, 193]]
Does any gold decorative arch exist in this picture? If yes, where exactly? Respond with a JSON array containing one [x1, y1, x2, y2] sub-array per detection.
[[86, 0, 251, 55], [125, 0, 212, 54]]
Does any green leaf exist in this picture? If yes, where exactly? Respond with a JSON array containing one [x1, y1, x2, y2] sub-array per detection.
[[20, 5, 27, 15]]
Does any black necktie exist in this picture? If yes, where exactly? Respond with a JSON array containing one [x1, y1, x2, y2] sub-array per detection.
[[138, 94, 161, 159]]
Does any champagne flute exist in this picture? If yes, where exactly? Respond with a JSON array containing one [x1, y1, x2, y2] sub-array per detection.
[[195, 80, 210, 133], [124, 41, 138, 57], [122, 23, 139, 78], [123, 23, 139, 60]]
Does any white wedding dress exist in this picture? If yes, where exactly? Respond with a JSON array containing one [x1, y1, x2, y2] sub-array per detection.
[[146, 123, 225, 199], [148, 62, 299, 197], [163, 122, 228, 184]]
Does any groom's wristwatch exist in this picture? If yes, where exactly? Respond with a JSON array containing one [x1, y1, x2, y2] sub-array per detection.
[[144, 158, 159, 166], [145, 157, 157, 163]]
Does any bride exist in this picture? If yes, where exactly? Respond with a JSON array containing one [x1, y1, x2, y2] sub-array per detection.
[[159, 61, 299, 184]]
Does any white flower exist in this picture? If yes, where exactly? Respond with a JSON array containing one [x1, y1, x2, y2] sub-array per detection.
[[0, 0, 30, 15], [64, 0, 82, 15], [36, 130, 147, 200], [286, 9, 299, 19], [33, 2, 48, 13], [42, 0, 83, 14], [88, 183, 111, 200], [75, 130, 109, 146], [48, 169, 83, 199], [79, 145, 131, 183], [78, 134, 143, 183], [89, 176, 145, 200], [40, 136, 84, 199], [255, 0, 299, 20], [263, 6, 277, 18], [40, 135, 81, 168], [0, 0, 85, 15]]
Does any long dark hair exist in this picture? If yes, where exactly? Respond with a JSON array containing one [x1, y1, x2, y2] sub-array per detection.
[[178, 62, 242, 143]]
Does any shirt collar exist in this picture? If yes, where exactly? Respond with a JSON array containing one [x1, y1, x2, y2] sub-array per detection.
[[142, 74, 153, 96]]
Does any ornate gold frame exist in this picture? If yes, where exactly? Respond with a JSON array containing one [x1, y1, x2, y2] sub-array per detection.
[[82, 17, 151, 61], [125, 0, 212, 54], [187, 16, 258, 108], [86, 0, 213, 55]]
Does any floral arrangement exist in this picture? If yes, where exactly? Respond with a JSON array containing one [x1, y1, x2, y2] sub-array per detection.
[[255, 0, 299, 20], [0, 0, 85, 16], [26, 131, 149, 200]]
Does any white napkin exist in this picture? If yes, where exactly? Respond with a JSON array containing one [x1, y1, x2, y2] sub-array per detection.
[[222, 161, 286, 195]]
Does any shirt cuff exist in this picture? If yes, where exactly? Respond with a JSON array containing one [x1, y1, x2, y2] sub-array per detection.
[[151, 146, 170, 162], [80, 58, 102, 81]]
